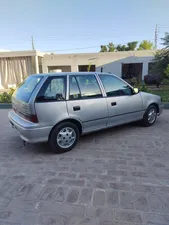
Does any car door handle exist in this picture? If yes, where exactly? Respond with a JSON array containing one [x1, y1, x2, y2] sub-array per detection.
[[73, 106, 80, 111], [111, 102, 117, 106]]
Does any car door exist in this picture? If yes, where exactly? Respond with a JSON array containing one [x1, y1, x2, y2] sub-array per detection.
[[66, 74, 108, 133], [35, 75, 69, 127], [99, 74, 144, 127]]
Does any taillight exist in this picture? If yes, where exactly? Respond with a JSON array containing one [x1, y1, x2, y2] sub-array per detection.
[[13, 108, 38, 123], [13, 107, 16, 113], [24, 114, 39, 123]]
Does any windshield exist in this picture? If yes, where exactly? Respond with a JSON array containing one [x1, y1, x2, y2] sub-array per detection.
[[13, 76, 43, 103]]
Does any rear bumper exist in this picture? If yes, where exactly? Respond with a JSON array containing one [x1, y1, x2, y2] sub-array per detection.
[[8, 110, 52, 143]]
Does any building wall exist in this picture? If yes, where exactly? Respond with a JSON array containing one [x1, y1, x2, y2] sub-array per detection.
[[42, 50, 155, 79], [31, 56, 37, 74], [0, 50, 156, 89], [0, 50, 43, 89]]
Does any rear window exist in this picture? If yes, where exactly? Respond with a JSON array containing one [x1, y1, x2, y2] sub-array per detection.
[[13, 76, 43, 103], [36, 76, 66, 102]]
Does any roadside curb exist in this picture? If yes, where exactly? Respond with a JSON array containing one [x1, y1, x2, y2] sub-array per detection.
[[0, 103, 12, 109], [164, 103, 169, 109], [0, 103, 169, 109]]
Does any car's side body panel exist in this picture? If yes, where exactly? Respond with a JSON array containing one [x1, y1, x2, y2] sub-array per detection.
[[105, 94, 144, 127], [67, 98, 108, 133], [140, 91, 163, 111]]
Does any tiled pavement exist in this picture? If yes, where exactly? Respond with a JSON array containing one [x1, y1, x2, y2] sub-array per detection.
[[0, 109, 169, 225]]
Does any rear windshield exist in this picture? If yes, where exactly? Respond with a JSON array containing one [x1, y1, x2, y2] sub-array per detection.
[[14, 76, 43, 103]]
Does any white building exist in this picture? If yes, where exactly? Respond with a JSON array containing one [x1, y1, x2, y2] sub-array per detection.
[[0, 50, 43, 89], [0, 50, 155, 89]]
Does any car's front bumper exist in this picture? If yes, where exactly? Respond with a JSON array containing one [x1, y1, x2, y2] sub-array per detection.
[[8, 110, 52, 143], [158, 104, 164, 116]]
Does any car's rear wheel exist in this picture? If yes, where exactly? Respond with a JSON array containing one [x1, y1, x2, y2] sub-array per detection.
[[49, 122, 80, 154], [141, 105, 158, 127]]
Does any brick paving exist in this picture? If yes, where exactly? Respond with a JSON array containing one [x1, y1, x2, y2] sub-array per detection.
[[0, 109, 169, 224]]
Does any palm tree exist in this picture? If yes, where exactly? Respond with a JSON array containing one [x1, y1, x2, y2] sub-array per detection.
[[107, 42, 115, 52], [137, 40, 153, 50]]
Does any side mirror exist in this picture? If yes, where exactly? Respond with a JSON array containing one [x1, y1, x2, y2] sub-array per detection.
[[133, 88, 139, 94]]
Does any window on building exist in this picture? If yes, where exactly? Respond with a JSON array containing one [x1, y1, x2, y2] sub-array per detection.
[[78, 65, 96, 72], [39, 65, 43, 73], [99, 74, 133, 97], [36, 76, 66, 102], [122, 63, 143, 83], [48, 66, 71, 73], [69, 75, 102, 100]]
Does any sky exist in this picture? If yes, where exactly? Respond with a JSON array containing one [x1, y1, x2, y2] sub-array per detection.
[[0, 0, 169, 53]]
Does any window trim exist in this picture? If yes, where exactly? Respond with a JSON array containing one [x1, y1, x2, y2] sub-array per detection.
[[69, 75, 81, 100], [99, 74, 134, 98], [68, 74, 104, 101], [35, 76, 67, 103]]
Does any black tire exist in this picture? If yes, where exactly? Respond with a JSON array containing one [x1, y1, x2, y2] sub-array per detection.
[[49, 122, 80, 154], [141, 105, 158, 127]]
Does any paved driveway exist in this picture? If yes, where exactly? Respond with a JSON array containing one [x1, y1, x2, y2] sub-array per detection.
[[0, 109, 169, 225]]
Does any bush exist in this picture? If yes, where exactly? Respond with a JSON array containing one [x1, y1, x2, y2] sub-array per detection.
[[144, 74, 162, 88], [0, 92, 12, 103], [161, 96, 169, 102], [0, 88, 15, 103], [138, 84, 149, 92], [133, 79, 149, 92], [130, 77, 139, 86], [164, 64, 169, 79], [161, 79, 169, 85]]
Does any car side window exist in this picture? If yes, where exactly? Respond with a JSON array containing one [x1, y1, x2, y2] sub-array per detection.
[[36, 76, 66, 102], [69, 75, 102, 100], [99, 75, 133, 97]]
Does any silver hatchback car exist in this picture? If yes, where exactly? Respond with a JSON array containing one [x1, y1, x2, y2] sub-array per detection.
[[9, 72, 163, 153]]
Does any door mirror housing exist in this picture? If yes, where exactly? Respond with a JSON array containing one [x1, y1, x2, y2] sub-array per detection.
[[133, 88, 139, 94]]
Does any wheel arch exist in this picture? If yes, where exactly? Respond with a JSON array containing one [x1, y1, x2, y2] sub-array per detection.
[[48, 118, 83, 141], [147, 102, 159, 113]]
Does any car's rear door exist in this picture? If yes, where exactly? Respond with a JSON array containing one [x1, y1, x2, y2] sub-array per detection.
[[35, 75, 68, 126], [66, 74, 108, 133], [98, 74, 144, 127]]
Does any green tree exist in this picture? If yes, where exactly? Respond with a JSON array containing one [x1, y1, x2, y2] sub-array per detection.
[[161, 32, 169, 49], [150, 49, 169, 74], [137, 40, 153, 50], [150, 33, 169, 77], [100, 45, 108, 52], [116, 44, 126, 51], [116, 42, 138, 51], [100, 40, 153, 52], [126, 41, 138, 51], [163, 63, 169, 84], [107, 42, 115, 52], [164, 64, 169, 78]]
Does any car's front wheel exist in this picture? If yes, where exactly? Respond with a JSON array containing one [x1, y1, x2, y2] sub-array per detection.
[[49, 122, 80, 154], [142, 105, 158, 127]]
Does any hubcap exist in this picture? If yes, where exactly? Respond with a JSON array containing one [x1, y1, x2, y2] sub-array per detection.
[[57, 127, 76, 149], [148, 108, 157, 124]]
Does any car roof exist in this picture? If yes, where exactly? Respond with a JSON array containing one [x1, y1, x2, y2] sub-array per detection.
[[31, 72, 114, 76]]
